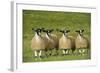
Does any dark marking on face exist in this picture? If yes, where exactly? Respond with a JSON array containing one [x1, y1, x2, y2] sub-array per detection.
[[32, 28, 43, 36], [58, 29, 70, 36], [75, 29, 84, 36], [42, 29, 54, 36]]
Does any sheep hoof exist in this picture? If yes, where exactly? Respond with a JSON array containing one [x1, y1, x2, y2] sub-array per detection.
[[49, 54, 52, 56], [40, 56, 44, 59]]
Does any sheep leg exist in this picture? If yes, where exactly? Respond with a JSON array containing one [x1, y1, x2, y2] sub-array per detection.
[[62, 50, 66, 55], [79, 49, 85, 55], [34, 50, 38, 58], [65, 49, 68, 55], [82, 49, 86, 55], [71, 48, 75, 54], [69, 49, 71, 55], [65, 49, 71, 55], [75, 49, 80, 56], [39, 50, 42, 58], [49, 49, 53, 56], [79, 49, 82, 55]]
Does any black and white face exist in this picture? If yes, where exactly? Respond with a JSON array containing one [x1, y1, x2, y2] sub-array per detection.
[[76, 29, 84, 36], [59, 29, 70, 36], [32, 28, 43, 36], [43, 29, 54, 36], [64, 30, 70, 36], [37, 29, 42, 36]]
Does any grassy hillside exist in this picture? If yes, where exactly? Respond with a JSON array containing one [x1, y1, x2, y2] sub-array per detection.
[[23, 10, 91, 62]]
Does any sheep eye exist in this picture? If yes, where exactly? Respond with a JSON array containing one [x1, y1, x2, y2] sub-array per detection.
[[82, 30, 84, 32]]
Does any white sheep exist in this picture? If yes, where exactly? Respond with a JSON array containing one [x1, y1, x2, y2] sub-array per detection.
[[45, 29, 59, 56], [42, 29, 56, 56], [31, 28, 45, 58], [58, 29, 72, 55], [75, 29, 89, 55], [50, 33, 59, 55]]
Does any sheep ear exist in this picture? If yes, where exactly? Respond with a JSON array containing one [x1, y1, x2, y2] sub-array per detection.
[[32, 28, 35, 31], [32, 28, 34, 30], [60, 30, 63, 33], [67, 30, 70, 32], [75, 30, 79, 32]]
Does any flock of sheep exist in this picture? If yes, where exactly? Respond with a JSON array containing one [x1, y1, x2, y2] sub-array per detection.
[[31, 28, 89, 58]]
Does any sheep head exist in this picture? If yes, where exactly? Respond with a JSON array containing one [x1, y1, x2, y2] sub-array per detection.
[[75, 29, 84, 36], [32, 28, 44, 36], [57, 29, 70, 36], [43, 29, 54, 36]]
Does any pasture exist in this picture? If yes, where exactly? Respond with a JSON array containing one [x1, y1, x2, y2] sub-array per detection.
[[23, 10, 91, 62]]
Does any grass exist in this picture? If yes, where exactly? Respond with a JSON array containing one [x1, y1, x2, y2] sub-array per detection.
[[23, 10, 91, 62], [23, 47, 91, 62]]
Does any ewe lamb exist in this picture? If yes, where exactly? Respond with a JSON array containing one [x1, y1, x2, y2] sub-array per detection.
[[47, 29, 59, 56], [58, 29, 72, 55], [50, 33, 59, 55], [75, 29, 89, 55], [42, 29, 56, 56], [31, 28, 45, 58]]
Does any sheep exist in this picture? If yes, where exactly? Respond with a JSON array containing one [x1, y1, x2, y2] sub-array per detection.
[[75, 29, 89, 55], [42, 29, 56, 56], [68, 36, 75, 54], [50, 33, 59, 49], [58, 29, 72, 55], [31, 28, 45, 58], [45, 29, 59, 56], [50, 33, 59, 56]]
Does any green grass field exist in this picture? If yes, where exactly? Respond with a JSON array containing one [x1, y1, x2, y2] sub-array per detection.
[[23, 10, 91, 62]]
